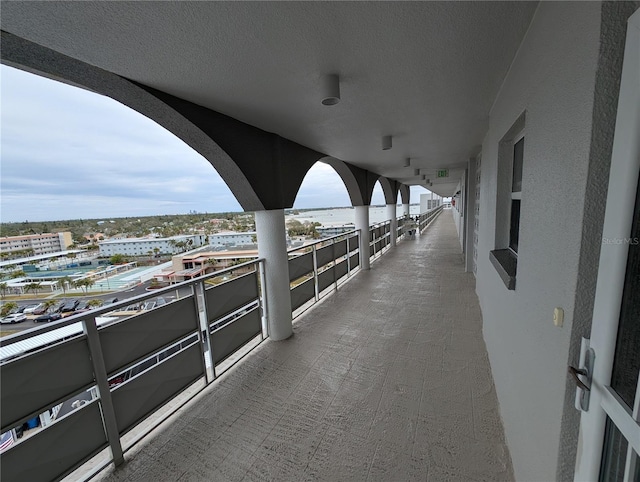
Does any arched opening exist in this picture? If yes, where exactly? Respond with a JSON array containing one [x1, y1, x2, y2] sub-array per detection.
[[1, 65, 242, 221], [369, 180, 389, 223], [289, 161, 356, 235]]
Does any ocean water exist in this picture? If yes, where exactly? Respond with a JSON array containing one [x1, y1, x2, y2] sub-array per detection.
[[286, 205, 421, 226]]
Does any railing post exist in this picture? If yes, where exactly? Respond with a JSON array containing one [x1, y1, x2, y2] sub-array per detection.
[[355, 205, 370, 270], [194, 281, 215, 382], [258, 260, 269, 339], [332, 238, 338, 291], [312, 244, 320, 301], [386, 204, 397, 247], [82, 316, 124, 467]]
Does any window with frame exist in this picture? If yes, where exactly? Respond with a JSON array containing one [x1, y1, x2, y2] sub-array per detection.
[[490, 113, 525, 290]]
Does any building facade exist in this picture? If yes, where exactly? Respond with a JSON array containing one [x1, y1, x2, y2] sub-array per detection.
[[208, 231, 256, 247], [0, 232, 73, 258], [98, 235, 206, 257]]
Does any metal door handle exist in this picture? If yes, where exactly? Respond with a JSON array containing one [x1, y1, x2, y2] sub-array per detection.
[[568, 365, 590, 392]]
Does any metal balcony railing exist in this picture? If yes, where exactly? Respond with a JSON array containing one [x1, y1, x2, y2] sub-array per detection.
[[0, 211, 442, 481], [288, 230, 360, 316], [0, 260, 266, 482]]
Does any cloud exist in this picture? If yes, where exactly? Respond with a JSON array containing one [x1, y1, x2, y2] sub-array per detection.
[[1, 65, 431, 223]]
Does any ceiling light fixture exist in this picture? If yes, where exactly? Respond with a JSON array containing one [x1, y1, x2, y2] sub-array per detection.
[[382, 135, 392, 151], [320, 74, 340, 106], [403, 158, 411, 168]]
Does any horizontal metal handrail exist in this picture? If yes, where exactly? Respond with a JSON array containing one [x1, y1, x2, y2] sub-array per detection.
[[287, 229, 358, 256], [0, 259, 264, 347]]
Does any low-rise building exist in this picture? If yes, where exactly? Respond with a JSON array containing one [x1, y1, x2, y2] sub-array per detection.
[[208, 231, 256, 247], [316, 225, 355, 238], [98, 235, 206, 257], [0, 232, 73, 258], [158, 249, 259, 283]]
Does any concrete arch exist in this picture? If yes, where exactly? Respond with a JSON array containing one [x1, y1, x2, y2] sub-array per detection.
[[399, 184, 410, 205], [319, 157, 370, 206], [1, 31, 323, 211], [377, 177, 399, 205]]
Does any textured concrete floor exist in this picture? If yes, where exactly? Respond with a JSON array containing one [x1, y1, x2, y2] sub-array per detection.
[[97, 211, 513, 482]]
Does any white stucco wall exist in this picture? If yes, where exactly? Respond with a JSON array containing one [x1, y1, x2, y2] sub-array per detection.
[[475, 3, 602, 480], [451, 180, 464, 251]]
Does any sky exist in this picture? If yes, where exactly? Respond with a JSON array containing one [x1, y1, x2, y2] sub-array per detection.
[[1, 65, 428, 223]]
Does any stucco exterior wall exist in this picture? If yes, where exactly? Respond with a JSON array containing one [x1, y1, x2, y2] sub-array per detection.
[[475, 3, 602, 480]]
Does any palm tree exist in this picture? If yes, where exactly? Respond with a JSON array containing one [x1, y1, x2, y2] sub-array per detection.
[[153, 247, 160, 257], [10, 270, 25, 279], [87, 299, 104, 308], [24, 282, 42, 296], [56, 276, 72, 295], [0, 282, 8, 299], [42, 299, 58, 313], [1, 301, 18, 317]]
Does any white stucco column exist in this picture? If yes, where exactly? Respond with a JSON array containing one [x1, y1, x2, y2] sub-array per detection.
[[386, 203, 397, 247], [255, 209, 292, 341], [402, 203, 410, 217], [354, 205, 370, 270]]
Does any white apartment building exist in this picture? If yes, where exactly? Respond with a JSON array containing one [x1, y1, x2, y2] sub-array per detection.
[[98, 235, 206, 257], [208, 231, 256, 247], [0, 232, 73, 256]]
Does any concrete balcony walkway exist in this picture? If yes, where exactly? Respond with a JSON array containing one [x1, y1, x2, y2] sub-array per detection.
[[97, 211, 513, 482]]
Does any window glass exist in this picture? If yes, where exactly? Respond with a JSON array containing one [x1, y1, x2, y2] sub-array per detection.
[[512, 137, 524, 192], [509, 199, 521, 253]]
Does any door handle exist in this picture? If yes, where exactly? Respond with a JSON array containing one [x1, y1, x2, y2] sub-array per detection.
[[570, 338, 595, 412], [568, 365, 590, 392]]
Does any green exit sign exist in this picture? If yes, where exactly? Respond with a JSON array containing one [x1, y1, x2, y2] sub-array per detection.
[[437, 169, 449, 178]]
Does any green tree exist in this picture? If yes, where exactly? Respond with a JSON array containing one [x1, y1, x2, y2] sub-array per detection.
[[42, 299, 58, 313], [87, 299, 104, 308], [56, 276, 72, 295], [1, 301, 18, 317], [10, 270, 25, 279], [153, 247, 160, 257], [110, 254, 128, 264], [0, 282, 8, 299], [24, 282, 42, 296]]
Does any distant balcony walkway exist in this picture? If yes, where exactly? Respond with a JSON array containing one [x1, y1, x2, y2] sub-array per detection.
[[97, 211, 513, 482]]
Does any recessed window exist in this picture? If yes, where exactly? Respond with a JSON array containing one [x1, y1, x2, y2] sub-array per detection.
[[490, 113, 525, 290]]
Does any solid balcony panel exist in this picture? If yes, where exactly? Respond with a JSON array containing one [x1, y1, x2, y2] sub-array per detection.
[[318, 267, 335, 292], [100, 297, 199, 375], [205, 272, 259, 321], [349, 253, 360, 268], [112, 343, 203, 435], [1, 337, 94, 431], [370, 244, 375, 257], [334, 239, 347, 259], [1, 402, 107, 482], [290, 278, 315, 311], [288, 252, 313, 282], [348, 236, 358, 252], [316, 244, 334, 268], [211, 308, 261, 364], [335, 259, 348, 280]]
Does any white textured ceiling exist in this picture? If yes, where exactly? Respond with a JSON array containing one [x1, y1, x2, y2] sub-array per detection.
[[1, 1, 538, 196]]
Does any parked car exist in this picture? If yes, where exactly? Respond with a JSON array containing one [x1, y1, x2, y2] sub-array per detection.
[[32, 304, 54, 315], [58, 300, 80, 313], [1, 313, 27, 324], [17, 304, 36, 313], [23, 303, 45, 315], [34, 312, 62, 323]]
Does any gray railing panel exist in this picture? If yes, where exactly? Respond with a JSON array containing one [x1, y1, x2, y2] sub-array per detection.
[[336, 259, 348, 280], [290, 278, 315, 311], [1, 337, 94, 431], [316, 244, 334, 268], [100, 297, 199, 375], [211, 308, 261, 364], [112, 343, 203, 435], [334, 239, 347, 259], [349, 253, 359, 268], [369, 229, 375, 242], [348, 236, 358, 252], [318, 267, 335, 292], [288, 252, 313, 282], [369, 244, 375, 257], [0, 402, 107, 482], [205, 272, 259, 321]]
